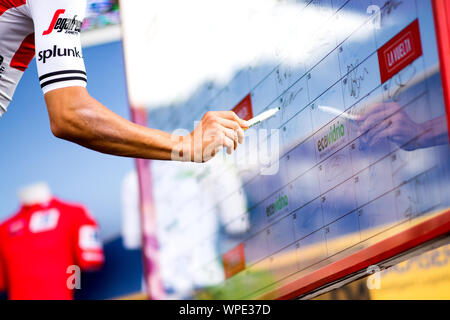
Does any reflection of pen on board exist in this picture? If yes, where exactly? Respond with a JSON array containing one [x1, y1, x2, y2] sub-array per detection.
[[318, 105, 358, 121], [244, 107, 281, 130]]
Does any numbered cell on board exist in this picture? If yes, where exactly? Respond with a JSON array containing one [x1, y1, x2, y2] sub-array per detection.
[[251, 70, 280, 116], [325, 211, 361, 257], [353, 154, 394, 208], [288, 166, 322, 213], [310, 81, 346, 133], [285, 136, 318, 179], [318, 146, 353, 193], [247, 61, 277, 90], [394, 181, 420, 222], [386, 97, 433, 156], [297, 228, 328, 271], [244, 229, 269, 267], [358, 190, 398, 241], [345, 85, 384, 142], [412, 167, 442, 218], [266, 214, 296, 255], [281, 106, 314, 152], [274, 66, 292, 95], [270, 242, 300, 281], [310, 0, 335, 22], [351, 119, 392, 170], [401, 92, 434, 131], [338, 17, 377, 77], [307, 49, 342, 102], [341, 54, 382, 109], [333, 0, 374, 45], [280, 76, 310, 123], [321, 177, 357, 225], [391, 148, 425, 188], [278, 154, 294, 187], [393, 168, 441, 222], [381, 57, 427, 108], [293, 197, 324, 241], [371, 0, 418, 48], [303, 0, 338, 69], [277, 60, 307, 93]]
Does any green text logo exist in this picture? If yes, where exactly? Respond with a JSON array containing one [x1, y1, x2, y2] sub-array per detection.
[[318, 121, 345, 153], [266, 194, 289, 217]]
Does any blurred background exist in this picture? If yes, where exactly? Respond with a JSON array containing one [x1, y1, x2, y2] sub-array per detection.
[[0, 0, 144, 300]]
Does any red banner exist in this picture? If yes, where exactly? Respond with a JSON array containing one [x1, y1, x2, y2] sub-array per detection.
[[233, 94, 254, 121], [222, 243, 246, 279], [378, 19, 423, 84]]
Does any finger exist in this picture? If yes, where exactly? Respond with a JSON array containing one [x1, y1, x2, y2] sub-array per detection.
[[357, 103, 386, 121], [220, 135, 235, 155], [359, 111, 389, 134], [202, 143, 218, 162], [216, 118, 245, 144], [219, 124, 239, 150], [215, 111, 249, 128], [361, 101, 399, 121], [368, 125, 396, 147], [216, 117, 240, 130], [364, 117, 394, 144], [236, 127, 245, 145]]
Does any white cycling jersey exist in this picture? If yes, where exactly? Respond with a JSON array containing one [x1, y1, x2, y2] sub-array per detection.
[[0, 0, 87, 117]]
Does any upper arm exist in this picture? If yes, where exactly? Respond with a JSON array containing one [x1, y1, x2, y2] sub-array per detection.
[[29, 0, 88, 94]]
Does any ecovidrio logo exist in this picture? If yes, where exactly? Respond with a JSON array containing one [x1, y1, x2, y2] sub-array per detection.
[[266, 194, 289, 218], [43, 9, 83, 36], [317, 121, 346, 153]]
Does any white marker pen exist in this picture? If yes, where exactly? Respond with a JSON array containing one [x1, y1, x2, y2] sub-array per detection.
[[246, 107, 281, 129]]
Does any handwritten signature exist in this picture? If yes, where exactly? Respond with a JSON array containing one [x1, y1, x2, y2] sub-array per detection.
[[344, 61, 370, 100]]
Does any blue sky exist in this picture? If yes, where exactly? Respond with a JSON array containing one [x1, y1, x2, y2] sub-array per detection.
[[0, 41, 134, 240]]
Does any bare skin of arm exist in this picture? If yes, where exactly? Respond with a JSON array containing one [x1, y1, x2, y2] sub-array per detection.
[[44, 86, 248, 162]]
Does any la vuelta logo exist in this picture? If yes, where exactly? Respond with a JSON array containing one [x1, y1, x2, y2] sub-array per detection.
[[43, 9, 83, 36]]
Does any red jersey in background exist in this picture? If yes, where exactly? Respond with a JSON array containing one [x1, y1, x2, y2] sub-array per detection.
[[0, 198, 104, 300]]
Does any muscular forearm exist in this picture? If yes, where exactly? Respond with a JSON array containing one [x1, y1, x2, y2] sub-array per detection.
[[45, 88, 183, 160]]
